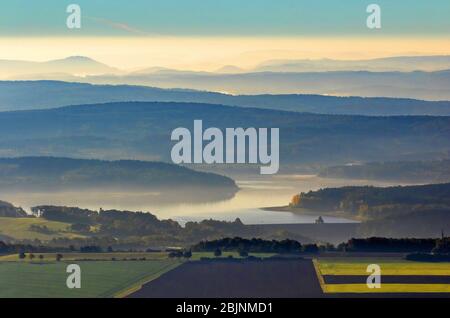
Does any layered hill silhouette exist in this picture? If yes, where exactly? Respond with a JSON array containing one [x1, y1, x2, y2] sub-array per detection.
[[254, 56, 450, 72], [0, 101, 449, 166], [2, 81, 450, 116], [3, 55, 450, 100], [0, 157, 238, 203], [0, 56, 118, 78]]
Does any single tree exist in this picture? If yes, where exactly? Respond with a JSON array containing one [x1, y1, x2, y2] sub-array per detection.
[[183, 250, 192, 259], [214, 248, 222, 257], [239, 249, 249, 257]]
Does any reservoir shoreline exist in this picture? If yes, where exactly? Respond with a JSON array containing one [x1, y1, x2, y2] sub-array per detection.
[[261, 205, 362, 222]]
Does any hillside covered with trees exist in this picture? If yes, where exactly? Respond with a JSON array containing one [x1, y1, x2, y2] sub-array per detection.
[[0, 157, 237, 194], [1, 205, 309, 247], [3, 80, 450, 116], [0, 200, 27, 218], [288, 183, 450, 237], [319, 160, 450, 183], [290, 183, 450, 218], [0, 102, 449, 166]]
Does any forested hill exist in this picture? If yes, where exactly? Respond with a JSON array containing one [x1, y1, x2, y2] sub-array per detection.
[[0, 157, 237, 192], [2, 81, 450, 116], [0, 200, 27, 217], [0, 101, 449, 165], [289, 183, 450, 237], [290, 183, 450, 217]]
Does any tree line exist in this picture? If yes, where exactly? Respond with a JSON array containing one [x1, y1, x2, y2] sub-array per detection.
[[1, 236, 448, 256]]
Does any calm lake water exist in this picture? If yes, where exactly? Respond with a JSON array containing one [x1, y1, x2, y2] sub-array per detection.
[[2, 175, 399, 225]]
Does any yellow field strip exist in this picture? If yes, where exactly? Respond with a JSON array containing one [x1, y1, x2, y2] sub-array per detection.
[[318, 263, 450, 276], [324, 284, 450, 293], [315, 259, 450, 294]]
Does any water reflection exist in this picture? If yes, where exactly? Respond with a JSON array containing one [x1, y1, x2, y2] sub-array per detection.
[[1, 175, 401, 225]]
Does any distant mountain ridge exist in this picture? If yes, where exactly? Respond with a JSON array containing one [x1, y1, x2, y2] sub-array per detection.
[[79, 71, 450, 100], [254, 55, 450, 72], [0, 56, 119, 78], [2, 55, 450, 100], [58, 68, 450, 100], [319, 160, 450, 183], [2, 81, 450, 116]]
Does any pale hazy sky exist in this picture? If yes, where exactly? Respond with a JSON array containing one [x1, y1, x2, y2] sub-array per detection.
[[1, 36, 450, 71], [0, 1, 449, 70]]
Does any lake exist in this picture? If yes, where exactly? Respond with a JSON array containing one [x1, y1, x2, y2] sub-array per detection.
[[1, 175, 400, 225]]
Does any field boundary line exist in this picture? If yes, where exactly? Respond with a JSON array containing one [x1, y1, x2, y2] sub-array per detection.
[[312, 259, 327, 293], [113, 261, 182, 298]]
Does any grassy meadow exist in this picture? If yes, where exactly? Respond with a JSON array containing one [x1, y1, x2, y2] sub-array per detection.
[[0, 251, 275, 297], [0, 259, 181, 298], [0, 217, 84, 240]]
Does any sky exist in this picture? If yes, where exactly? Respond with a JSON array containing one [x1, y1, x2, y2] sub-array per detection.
[[0, 0, 449, 70]]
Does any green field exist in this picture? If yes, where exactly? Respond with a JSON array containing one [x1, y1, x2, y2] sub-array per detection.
[[0, 260, 181, 298], [314, 257, 450, 294], [0, 217, 84, 240], [0, 251, 275, 297]]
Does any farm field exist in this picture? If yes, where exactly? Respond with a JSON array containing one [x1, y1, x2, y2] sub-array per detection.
[[0, 252, 276, 298], [0, 259, 180, 298], [129, 258, 323, 298], [0, 217, 84, 240], [317, 257, 450, 276], [314, 257, 450, 295]]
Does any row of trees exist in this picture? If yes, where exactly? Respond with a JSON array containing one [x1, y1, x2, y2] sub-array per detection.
[[340, 237, 438, 252], [19, 252, 63, 261], [192, 237, 317, 254], [3, 237, 448, 257], [0, 241, 117, 254], [192, 237, 450, 254]]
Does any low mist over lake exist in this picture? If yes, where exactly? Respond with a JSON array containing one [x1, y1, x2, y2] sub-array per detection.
[[2, 175, 400, 225]]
